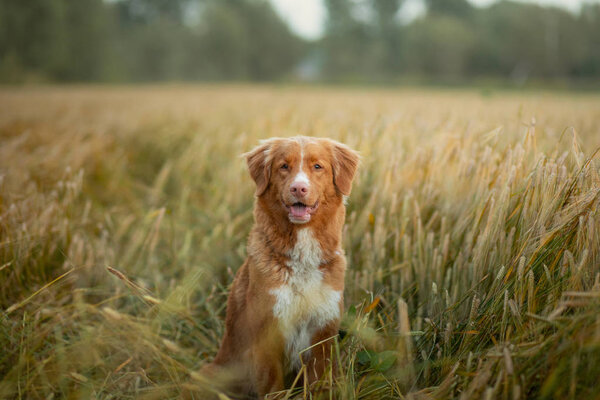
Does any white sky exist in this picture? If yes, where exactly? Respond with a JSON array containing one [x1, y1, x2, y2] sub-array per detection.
[[270, 0, 599, 39]]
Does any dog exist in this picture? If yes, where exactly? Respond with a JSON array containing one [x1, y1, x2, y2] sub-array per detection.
[[205, 136, 359, 398]]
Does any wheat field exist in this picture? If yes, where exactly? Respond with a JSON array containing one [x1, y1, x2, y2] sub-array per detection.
[[1, 85, 599, 399]]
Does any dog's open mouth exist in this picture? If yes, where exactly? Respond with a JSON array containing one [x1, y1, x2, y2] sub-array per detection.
[[285, 201, 319, 223]]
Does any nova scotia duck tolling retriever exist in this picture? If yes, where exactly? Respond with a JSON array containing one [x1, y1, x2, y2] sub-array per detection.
[[204, 136, 360, 398]]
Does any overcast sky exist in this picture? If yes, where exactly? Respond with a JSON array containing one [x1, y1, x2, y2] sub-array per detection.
[[270, 0, 599, 39]]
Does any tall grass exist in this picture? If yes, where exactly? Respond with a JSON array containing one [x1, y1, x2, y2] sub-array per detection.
[[1, 86, 599, 399]]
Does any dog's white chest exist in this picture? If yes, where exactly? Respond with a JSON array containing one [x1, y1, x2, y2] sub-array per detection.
[[270, 229, 341, 370]]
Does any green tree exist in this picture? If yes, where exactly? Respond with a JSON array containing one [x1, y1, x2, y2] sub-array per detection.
[[0, 0, 68, 82], [424, 0, 473, 18], [113, 0, 193, 25], [404, 15, 475, 79], [322, 0, 381, 80], [0, 0, 598, 84], [372, 0, 404, 76], [576, 4, 600, 77], [470, 2, 586, 80], [59, 0, 116, 81], [192, 0, 304, 80], [0, 0, 117, 82]]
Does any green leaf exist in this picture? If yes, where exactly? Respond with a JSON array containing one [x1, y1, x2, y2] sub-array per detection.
[[370, 350, 397, 372], [356, 350, 373, 365]]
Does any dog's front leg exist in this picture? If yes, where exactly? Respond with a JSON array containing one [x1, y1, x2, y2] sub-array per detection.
[[251, 334, 285, 398], [306, 323, 339, 387]]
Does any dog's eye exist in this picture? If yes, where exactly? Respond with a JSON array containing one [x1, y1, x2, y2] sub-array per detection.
[[314, 164, 322, 169], [281, 164, 289, 170]]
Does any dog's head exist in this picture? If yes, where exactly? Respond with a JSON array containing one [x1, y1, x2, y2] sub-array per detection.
[[244, 136, 360, 224]]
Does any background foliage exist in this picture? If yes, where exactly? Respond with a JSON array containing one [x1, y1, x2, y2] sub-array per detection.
[[1, 0, 599, 85]]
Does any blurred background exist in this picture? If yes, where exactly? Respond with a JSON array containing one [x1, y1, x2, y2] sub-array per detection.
[[1, 0, 599, 88]]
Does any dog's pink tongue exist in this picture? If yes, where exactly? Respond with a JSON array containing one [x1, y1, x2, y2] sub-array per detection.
[[290, 204, 309, 218]]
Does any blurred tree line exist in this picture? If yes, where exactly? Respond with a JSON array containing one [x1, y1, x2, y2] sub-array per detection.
[[323, 0, 600, 84], [0, 0, 599, 84], [0, 0, 304, 82]]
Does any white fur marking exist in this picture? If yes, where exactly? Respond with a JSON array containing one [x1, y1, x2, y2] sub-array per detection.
[[270, 228, 341, 371], [293, 171, 310, 186], [292, 140, 310, 187]]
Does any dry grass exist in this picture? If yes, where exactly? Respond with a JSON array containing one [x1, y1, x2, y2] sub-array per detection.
[[1, 85, 600, 399]]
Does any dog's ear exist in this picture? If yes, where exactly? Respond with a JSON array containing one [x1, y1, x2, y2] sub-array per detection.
[[330, 140, 360, 196], [243, 139, 275, 197]]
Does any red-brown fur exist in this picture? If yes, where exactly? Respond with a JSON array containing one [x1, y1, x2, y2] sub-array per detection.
[[204, 136, 359, 398]]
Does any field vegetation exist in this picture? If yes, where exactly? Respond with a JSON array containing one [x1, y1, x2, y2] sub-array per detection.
[[1, 86, 600, 399]]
